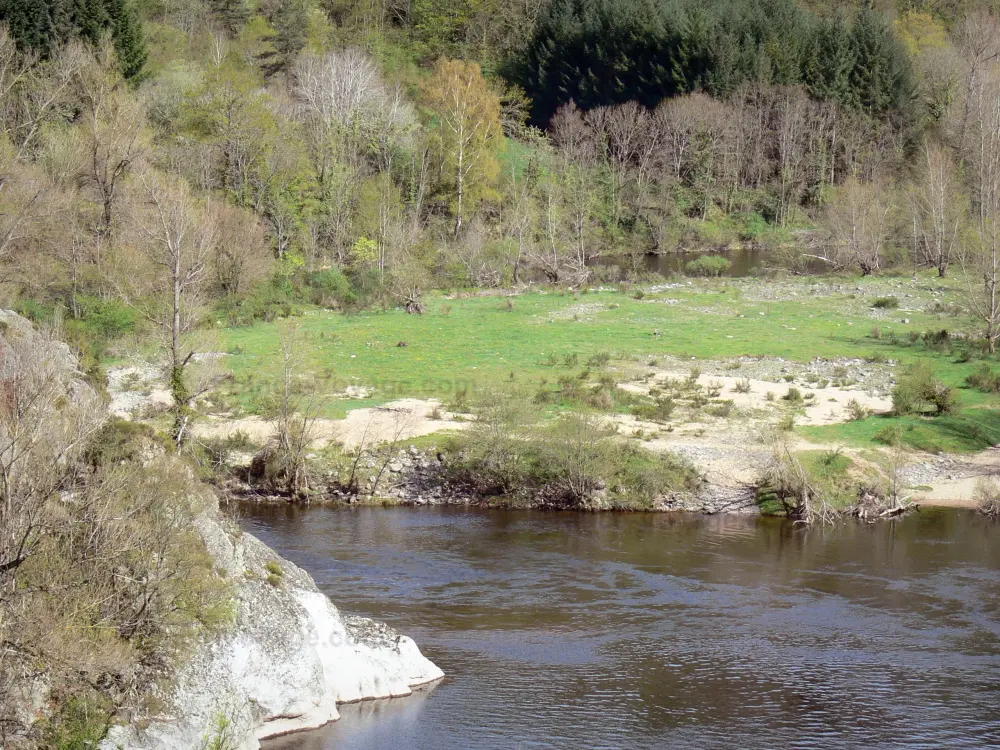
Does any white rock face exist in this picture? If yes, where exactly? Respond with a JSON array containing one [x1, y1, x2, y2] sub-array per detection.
[[102, 507, 443, 750]]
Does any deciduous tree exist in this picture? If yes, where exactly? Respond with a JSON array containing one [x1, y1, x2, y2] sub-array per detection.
[[423, 57, 502, 236]]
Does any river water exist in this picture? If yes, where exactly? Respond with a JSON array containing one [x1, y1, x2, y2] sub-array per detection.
[[243, 506, 1000, 750], [590, 249, 768, 278]]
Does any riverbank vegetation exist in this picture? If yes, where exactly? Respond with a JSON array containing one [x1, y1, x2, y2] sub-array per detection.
[[0, 319, 233, 748], [0, 0, 998, 548], [5, 1, 1000, 735]]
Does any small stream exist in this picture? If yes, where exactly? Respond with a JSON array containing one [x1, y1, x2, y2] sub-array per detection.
[[243, 506, 1000, 750]]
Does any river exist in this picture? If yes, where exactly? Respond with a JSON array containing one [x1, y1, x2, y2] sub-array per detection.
[[242, 506, 1000, 750]]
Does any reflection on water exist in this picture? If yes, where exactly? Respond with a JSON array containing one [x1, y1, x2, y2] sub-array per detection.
[[591, 249, 768, 278], [589, 248, 832, 278], [244, 506, 1000, 750]]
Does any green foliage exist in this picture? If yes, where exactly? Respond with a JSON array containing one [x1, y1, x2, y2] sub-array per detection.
[[0, 0, 147, 78], [306, 268, 357, 309], [448, 393, 698, 508], [518, 0, 914, 126], [40, 691, 114, 750], [84, 418, 165, 468], [217, 275, 298, 325], [872, 296, 900, 309], [106, 0, 147, 80], [874, 424, 903, 445], [783, 386, 803, 404], [684, 255, 732, 277], [891, 361, 957, 416], [966, 363, 1000, 393], [76, 295, 137, 338]]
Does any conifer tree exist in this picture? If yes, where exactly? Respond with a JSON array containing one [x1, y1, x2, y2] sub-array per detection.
[[106, 0, 147, 80], [72, 0, 109, 45], [0, 0, 54, 52]]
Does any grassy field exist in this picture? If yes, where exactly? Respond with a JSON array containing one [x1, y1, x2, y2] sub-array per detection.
[[217, 272, 1000, 453]]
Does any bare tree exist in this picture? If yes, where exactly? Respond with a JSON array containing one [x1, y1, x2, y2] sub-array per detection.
[[960, 41, 1000, 352], [292, 48, 415, 170], [76, 49, 150, 238], [0, 328, 101, 587], [910, 143, 965, 277], [210, 201, 271, 298], [264, 324, 322, 497], [127, 172, 215, 442], [550, 101, 595, 165], [369, 407, 417, 498], [586, 102, 655, 222], [773, 87, 809, 227], [826, 178, 894, 276]]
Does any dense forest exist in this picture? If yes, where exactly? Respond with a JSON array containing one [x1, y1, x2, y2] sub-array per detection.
[[0, 0, 999, 385], [7, 2, 1000, 744]]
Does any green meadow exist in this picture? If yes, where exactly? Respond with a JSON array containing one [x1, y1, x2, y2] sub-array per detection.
[[218, 273, 1000, 454]]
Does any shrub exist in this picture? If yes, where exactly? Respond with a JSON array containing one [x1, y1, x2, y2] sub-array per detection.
[[966, 363, 1000, 393], [306, 268, 356, 309], [778, 414, 796, 431], [874, 425, 903, 445], [684, 255, 732, 277], [922, 328, 952, 353], [845, 398, 871, 421], [707, 400, 735, 418], [218, 276, 297, 325], [587, 351, 611, 367], [633, 395, 675, 423], [872, 296, 899, 309], [85, 418, 166, 469], [77, 296, 138, 338], [446, 392, 699, 508], [740, 211, 768, 240], [891, 362, 957, 416], [783, 387, 803, 404], [975, 478, 1000, 516], [734, 377, 752, 394]]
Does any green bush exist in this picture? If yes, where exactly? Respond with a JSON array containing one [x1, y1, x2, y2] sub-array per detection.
[[966, 363, 1000, 393], [446, 403, 699, 508], [41, 692, 114, 750], [740, 212, 768, 241], [783, 386, 803, 404], [684, 255, 732, 277], [84, 418, 166, 469], [874, 424, 903, 445], [306, 268, 356, 309], [892, 362, 957, 416], [872, 296, 899, 309], [77, 296, 137, 338]]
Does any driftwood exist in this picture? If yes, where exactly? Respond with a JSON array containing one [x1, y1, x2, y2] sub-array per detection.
[[853, 489, 916, 523]]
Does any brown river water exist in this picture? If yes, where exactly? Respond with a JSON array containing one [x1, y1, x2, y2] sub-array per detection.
[[242, 506, 1000, 750]]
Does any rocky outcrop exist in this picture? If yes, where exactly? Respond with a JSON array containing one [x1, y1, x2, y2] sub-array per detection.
[[101, 502, 443, 750]]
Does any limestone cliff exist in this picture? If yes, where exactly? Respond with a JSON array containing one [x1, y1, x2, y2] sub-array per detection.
[[102, 500, 443, 749]]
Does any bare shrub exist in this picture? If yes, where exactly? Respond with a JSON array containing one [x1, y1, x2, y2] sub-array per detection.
[[759, 436, 838, 524], [846, 398, 871, 421], [975, 477, 1000, 516]]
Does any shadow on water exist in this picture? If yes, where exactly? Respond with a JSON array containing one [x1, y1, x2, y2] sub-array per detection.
[[245, 506, 1000, 750]]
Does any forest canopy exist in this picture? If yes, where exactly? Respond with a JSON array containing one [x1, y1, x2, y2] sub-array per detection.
[[0, 0, 147, 78], [516, 0, 915, 126]]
